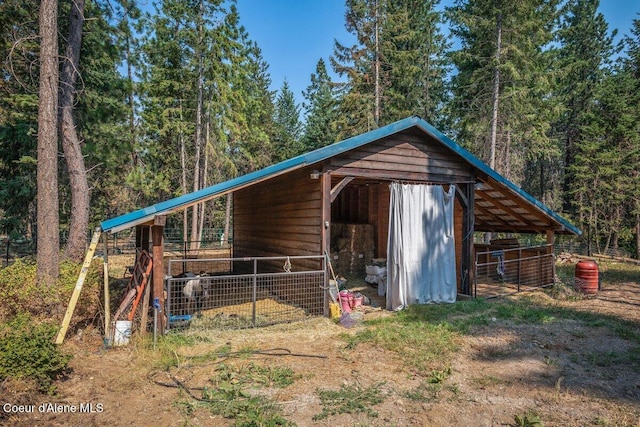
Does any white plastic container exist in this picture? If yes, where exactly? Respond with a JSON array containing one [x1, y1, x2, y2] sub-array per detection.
[[113, 320, 132, 346]]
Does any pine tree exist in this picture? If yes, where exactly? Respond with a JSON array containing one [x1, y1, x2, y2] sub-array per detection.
[[448, 0, 560, 187], [616, 16, 640, 257], [381, 0, 450, 126], [332, 0, 450, 138], [273, 79, 303, 162], [331, 0, 382, 138], [554, 0, 616, 215], [301, 58, 339, 151], [0, 0, 39, 240], [82, 0, 139, 225]]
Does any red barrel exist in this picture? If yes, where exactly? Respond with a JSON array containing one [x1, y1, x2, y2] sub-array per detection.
[[575, 260, 599, 294]]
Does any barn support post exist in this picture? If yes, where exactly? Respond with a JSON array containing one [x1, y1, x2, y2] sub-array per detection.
[[460, 182, 475, 295], [321, 169, 332, 317], [135, 225, 142, 250], [151, 216, 166, 333], [547, 230, 556, 284]]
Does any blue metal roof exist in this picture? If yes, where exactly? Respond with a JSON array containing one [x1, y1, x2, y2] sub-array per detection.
[[100, 116, 580, 235]]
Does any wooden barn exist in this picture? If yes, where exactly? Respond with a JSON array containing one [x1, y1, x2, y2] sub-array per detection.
[[100, 116, 580, 333]]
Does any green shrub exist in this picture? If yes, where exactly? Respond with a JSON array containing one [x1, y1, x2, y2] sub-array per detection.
[[0, 258, 101, 331], [0, 314, 72, 392]]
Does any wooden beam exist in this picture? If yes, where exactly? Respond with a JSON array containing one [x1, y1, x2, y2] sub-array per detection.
[[102, 232, 111, 341], [546, 230, 555, 254], [151, 222, 165, 333], [321, 169, 331, 317], [461, 182, 474, 295], [56, 229, 102, 344], [475, 188, 539, 225], [455, 185, 469, 208], [141, 226, 150, 252], [330, 176, 355, 203], [135, 225, 142, 250]]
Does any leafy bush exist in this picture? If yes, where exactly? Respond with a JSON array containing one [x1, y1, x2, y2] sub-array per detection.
[[0, 258, 102, 331], [0, 314, 72, 392]]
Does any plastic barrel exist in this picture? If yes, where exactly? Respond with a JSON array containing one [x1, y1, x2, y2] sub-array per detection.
[[575, 260, 599, 294]]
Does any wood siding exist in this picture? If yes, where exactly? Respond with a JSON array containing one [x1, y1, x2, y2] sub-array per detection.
[[234, 165, 322, 270], [329, 133, 474, 184]]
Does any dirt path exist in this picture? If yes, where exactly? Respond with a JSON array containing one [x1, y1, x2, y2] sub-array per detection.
[[2, 280, 639, 427]]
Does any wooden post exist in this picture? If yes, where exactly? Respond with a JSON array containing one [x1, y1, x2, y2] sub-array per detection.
[[141, 226, 150, 252], [547, 230, 555, 284], [151, 217, 166, 333], [135, 225, 142, 250], [321, 169, 332, 316], [138, 272, 152, 336], [546, 230, 555, 253], [56, 229, 102, 344], [102, 232, 111, 340], [460, 182, 475, 295]]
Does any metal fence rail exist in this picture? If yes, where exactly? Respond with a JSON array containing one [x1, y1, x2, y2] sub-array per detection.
[[164, 255, 326, 331], [474, 244, 555, 298]]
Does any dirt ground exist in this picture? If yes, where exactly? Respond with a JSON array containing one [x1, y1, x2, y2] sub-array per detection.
[[2, 276, 639, 426]]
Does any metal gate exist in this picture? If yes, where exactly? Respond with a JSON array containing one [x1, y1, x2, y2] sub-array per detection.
[[164, 255, 326, 331], [473, 244, 555, 298]]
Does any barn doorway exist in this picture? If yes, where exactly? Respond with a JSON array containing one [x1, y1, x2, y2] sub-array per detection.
[[386, 183, 457, 310]]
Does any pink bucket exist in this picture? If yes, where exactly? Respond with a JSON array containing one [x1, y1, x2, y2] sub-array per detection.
[[339, 291, 352, 313], [353, 296, 364, 308]]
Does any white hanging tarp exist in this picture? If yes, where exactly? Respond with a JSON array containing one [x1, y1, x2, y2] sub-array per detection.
[[386, 183, 457, 310]]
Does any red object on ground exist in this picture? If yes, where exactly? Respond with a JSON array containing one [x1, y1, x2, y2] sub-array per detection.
[[575, 260, 599, 294]]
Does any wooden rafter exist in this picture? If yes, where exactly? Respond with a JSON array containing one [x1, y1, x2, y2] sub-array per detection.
[[476, 188, 549, 227]]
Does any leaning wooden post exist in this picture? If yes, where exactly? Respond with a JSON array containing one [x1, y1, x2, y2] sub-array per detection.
[[151, 216, 166, 333], [56, 229, 102, 344]]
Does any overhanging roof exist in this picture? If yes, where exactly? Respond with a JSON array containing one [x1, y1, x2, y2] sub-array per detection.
[[101, 116, 580, 235]]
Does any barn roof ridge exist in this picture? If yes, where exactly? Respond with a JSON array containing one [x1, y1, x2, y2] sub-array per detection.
[[101, 116, 580, 235]]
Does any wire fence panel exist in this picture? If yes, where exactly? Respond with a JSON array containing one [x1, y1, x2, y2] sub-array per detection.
[[165, 256, 326, 331], [474, 244, 555, 298]]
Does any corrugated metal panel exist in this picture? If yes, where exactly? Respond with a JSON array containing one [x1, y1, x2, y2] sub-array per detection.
[[100, 116, 581, 236]]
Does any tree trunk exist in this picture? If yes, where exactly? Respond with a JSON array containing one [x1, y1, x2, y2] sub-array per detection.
[[189, 0, 205, 250], [124, 10, 137, 167], [59, 0, 88, 262], [539, 161, 545, 204], [489, 12, 502, 171], [374, 0, 380, 127], [36, 0, 60, 286], [198, 117, 209, 244], [636, 211, 640, 260], [179, 100, 188, 245]]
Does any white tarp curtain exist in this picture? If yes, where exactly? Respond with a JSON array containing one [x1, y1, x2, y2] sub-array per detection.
[[386, 183, 457, 310]]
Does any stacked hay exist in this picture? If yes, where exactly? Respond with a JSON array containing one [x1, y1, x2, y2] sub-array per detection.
[[331, 223, 375, 275]]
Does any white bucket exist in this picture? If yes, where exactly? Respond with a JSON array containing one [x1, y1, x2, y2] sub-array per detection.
[[113, 320, 132, 346]]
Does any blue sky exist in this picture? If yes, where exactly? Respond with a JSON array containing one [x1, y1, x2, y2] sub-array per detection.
[[234, 0, 640, 111]]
